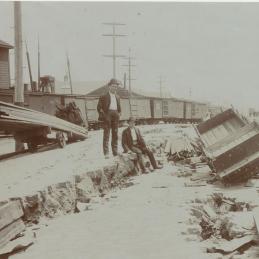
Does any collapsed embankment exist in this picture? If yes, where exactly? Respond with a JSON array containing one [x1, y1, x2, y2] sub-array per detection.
[[18, 154, 135, 224]]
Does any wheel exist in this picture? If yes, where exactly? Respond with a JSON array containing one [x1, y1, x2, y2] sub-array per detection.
[[27, 141, 37, 152], [56, 132, 66, 148]]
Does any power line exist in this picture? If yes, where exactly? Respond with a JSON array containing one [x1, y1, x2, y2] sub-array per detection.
[[102, 22, 126, 79]]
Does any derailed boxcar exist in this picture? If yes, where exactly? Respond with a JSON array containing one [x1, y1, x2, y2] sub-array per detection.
[[196, 109, 259, 183]]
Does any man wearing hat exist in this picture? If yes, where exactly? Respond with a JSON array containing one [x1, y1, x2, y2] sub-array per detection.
[[122, 116, 163, 173], [97, 78, 121, 158]]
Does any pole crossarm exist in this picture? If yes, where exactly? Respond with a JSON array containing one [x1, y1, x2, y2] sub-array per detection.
[[102, 22, 126, 78]]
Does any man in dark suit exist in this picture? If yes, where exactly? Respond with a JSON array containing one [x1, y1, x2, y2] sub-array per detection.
[[122, 117, 163, 173], [97, 78, 121, 158]]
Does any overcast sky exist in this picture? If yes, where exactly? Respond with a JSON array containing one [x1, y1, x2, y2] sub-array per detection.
[[1, 2, 259, 112]]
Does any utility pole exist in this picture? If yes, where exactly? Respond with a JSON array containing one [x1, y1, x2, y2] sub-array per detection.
[[122, 48, 136, 116], [14, 2, 24, 105], [25, 40, 33, 91], [37, 35, 40, 91], [66, 52, 73, 95], [158, 75, 166, 98], [123, 49, 136, 95], [102, 22, 126, 79], [123, 72, 126, 89]]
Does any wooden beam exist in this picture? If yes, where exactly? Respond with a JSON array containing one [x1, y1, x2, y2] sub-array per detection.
[[0, 219, 25, 249], [0, 200, 23, 230]]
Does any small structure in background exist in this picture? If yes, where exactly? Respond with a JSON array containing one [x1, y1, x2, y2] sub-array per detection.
[[0, 40, 13, 89], [39, 75, 55, 93]]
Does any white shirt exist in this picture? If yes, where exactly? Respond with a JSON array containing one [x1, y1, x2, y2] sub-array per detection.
[[130, 127, 138, 142], [109, 92, 118, 110]]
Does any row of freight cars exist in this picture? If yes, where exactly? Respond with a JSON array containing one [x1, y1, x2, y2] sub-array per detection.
[[0, 88, 209, 130]]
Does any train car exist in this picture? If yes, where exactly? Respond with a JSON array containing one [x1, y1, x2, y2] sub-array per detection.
[[85, 96, 131, 129], [130, 97, 151, 123], [162, 98, 185, 122], [191, 102, 208, 122], [27, 93, 62, 116], [150, 98, 163, 122], [183, 101, 192, 121]]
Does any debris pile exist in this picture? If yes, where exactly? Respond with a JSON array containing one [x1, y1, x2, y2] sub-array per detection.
[[56, 101, 85, 127], [188, 193, 259, 256]]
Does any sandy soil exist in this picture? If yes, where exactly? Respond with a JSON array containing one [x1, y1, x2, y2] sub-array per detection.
[[11, 168, 220, 259], [1, 124, 259, 259]]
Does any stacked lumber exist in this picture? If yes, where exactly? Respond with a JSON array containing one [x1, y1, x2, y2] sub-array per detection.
[[0, 101, 87, 139], [196, 109, 259, 182], [0, 201, 25, 249]]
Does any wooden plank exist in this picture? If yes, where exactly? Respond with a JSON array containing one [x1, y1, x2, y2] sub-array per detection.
[[253, 207, 259, 234], [0, 219, 25, 249], [0, 101, 87, 138], [0, 201, 24, 230], [209, 235, 255, 254]]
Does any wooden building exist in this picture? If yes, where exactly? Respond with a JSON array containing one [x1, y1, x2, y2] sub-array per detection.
[[0, 40, 13, 89]]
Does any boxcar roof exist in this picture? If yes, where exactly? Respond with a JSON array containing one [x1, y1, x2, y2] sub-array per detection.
[[86, 85, 147, 98], [0, 40, 13, 49]]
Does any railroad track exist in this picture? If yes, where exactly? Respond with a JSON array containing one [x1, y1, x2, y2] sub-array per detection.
[[0, 142, 60, 162]]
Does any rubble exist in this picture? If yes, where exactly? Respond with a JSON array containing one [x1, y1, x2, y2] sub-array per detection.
[[188, 193, 259, 256]]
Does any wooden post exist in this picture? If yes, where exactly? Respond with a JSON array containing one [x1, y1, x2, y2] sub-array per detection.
[[14, 2, 24, 105]]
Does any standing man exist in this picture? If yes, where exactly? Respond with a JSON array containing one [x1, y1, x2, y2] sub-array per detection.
[[97, 78, 121, 158], [122, 117, 163, 173]]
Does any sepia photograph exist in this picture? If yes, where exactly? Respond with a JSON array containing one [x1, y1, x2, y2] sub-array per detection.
[[1, 1, 259, 258]]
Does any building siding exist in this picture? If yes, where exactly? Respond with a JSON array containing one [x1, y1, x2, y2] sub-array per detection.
[[0, 48, 10, 89]]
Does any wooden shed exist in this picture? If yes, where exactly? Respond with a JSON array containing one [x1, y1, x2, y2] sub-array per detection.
[[0, 40, 13, 89]]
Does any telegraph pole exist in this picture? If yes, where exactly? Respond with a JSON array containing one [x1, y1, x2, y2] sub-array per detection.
[[25, 40, 33, 91], [122, 48, 136, 116], [123, 49, 136, 95], [158, 75, 166, 98], [37, 35, 40, 91], [14, 2, 24, 105], [102, 22, 126, 79], [66, 52, 73, 94]]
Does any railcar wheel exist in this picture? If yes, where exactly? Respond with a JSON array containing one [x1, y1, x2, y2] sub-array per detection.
[[27, 141, 38, 152]]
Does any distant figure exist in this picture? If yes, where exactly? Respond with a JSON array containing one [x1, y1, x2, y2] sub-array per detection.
[[122, 117, 163, 173], [97, 78, 121, 158]]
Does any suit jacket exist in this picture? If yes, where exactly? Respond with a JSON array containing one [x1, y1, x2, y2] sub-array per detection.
[[122, 127, 146, 152], [97, 92, 121, 121]]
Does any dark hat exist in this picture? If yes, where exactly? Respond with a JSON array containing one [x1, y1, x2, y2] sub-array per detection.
[[128, 116, 136, 122], [108, 78, 120, 86]]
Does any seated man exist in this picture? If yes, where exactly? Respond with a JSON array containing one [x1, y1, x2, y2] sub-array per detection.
[[122, 117, 163, 173]]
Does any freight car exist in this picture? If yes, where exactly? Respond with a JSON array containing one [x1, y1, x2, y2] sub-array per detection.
[[0, 85, 209, 130]]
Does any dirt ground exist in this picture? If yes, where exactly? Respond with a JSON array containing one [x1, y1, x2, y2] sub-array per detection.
[[1, 124, 259, 259]]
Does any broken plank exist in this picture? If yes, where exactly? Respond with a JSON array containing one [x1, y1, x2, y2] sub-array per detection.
[[0, 200, 24, 230], [209, 235, 255, 254], [0, 219, 25, 249], [252, 207, 259, 234]]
